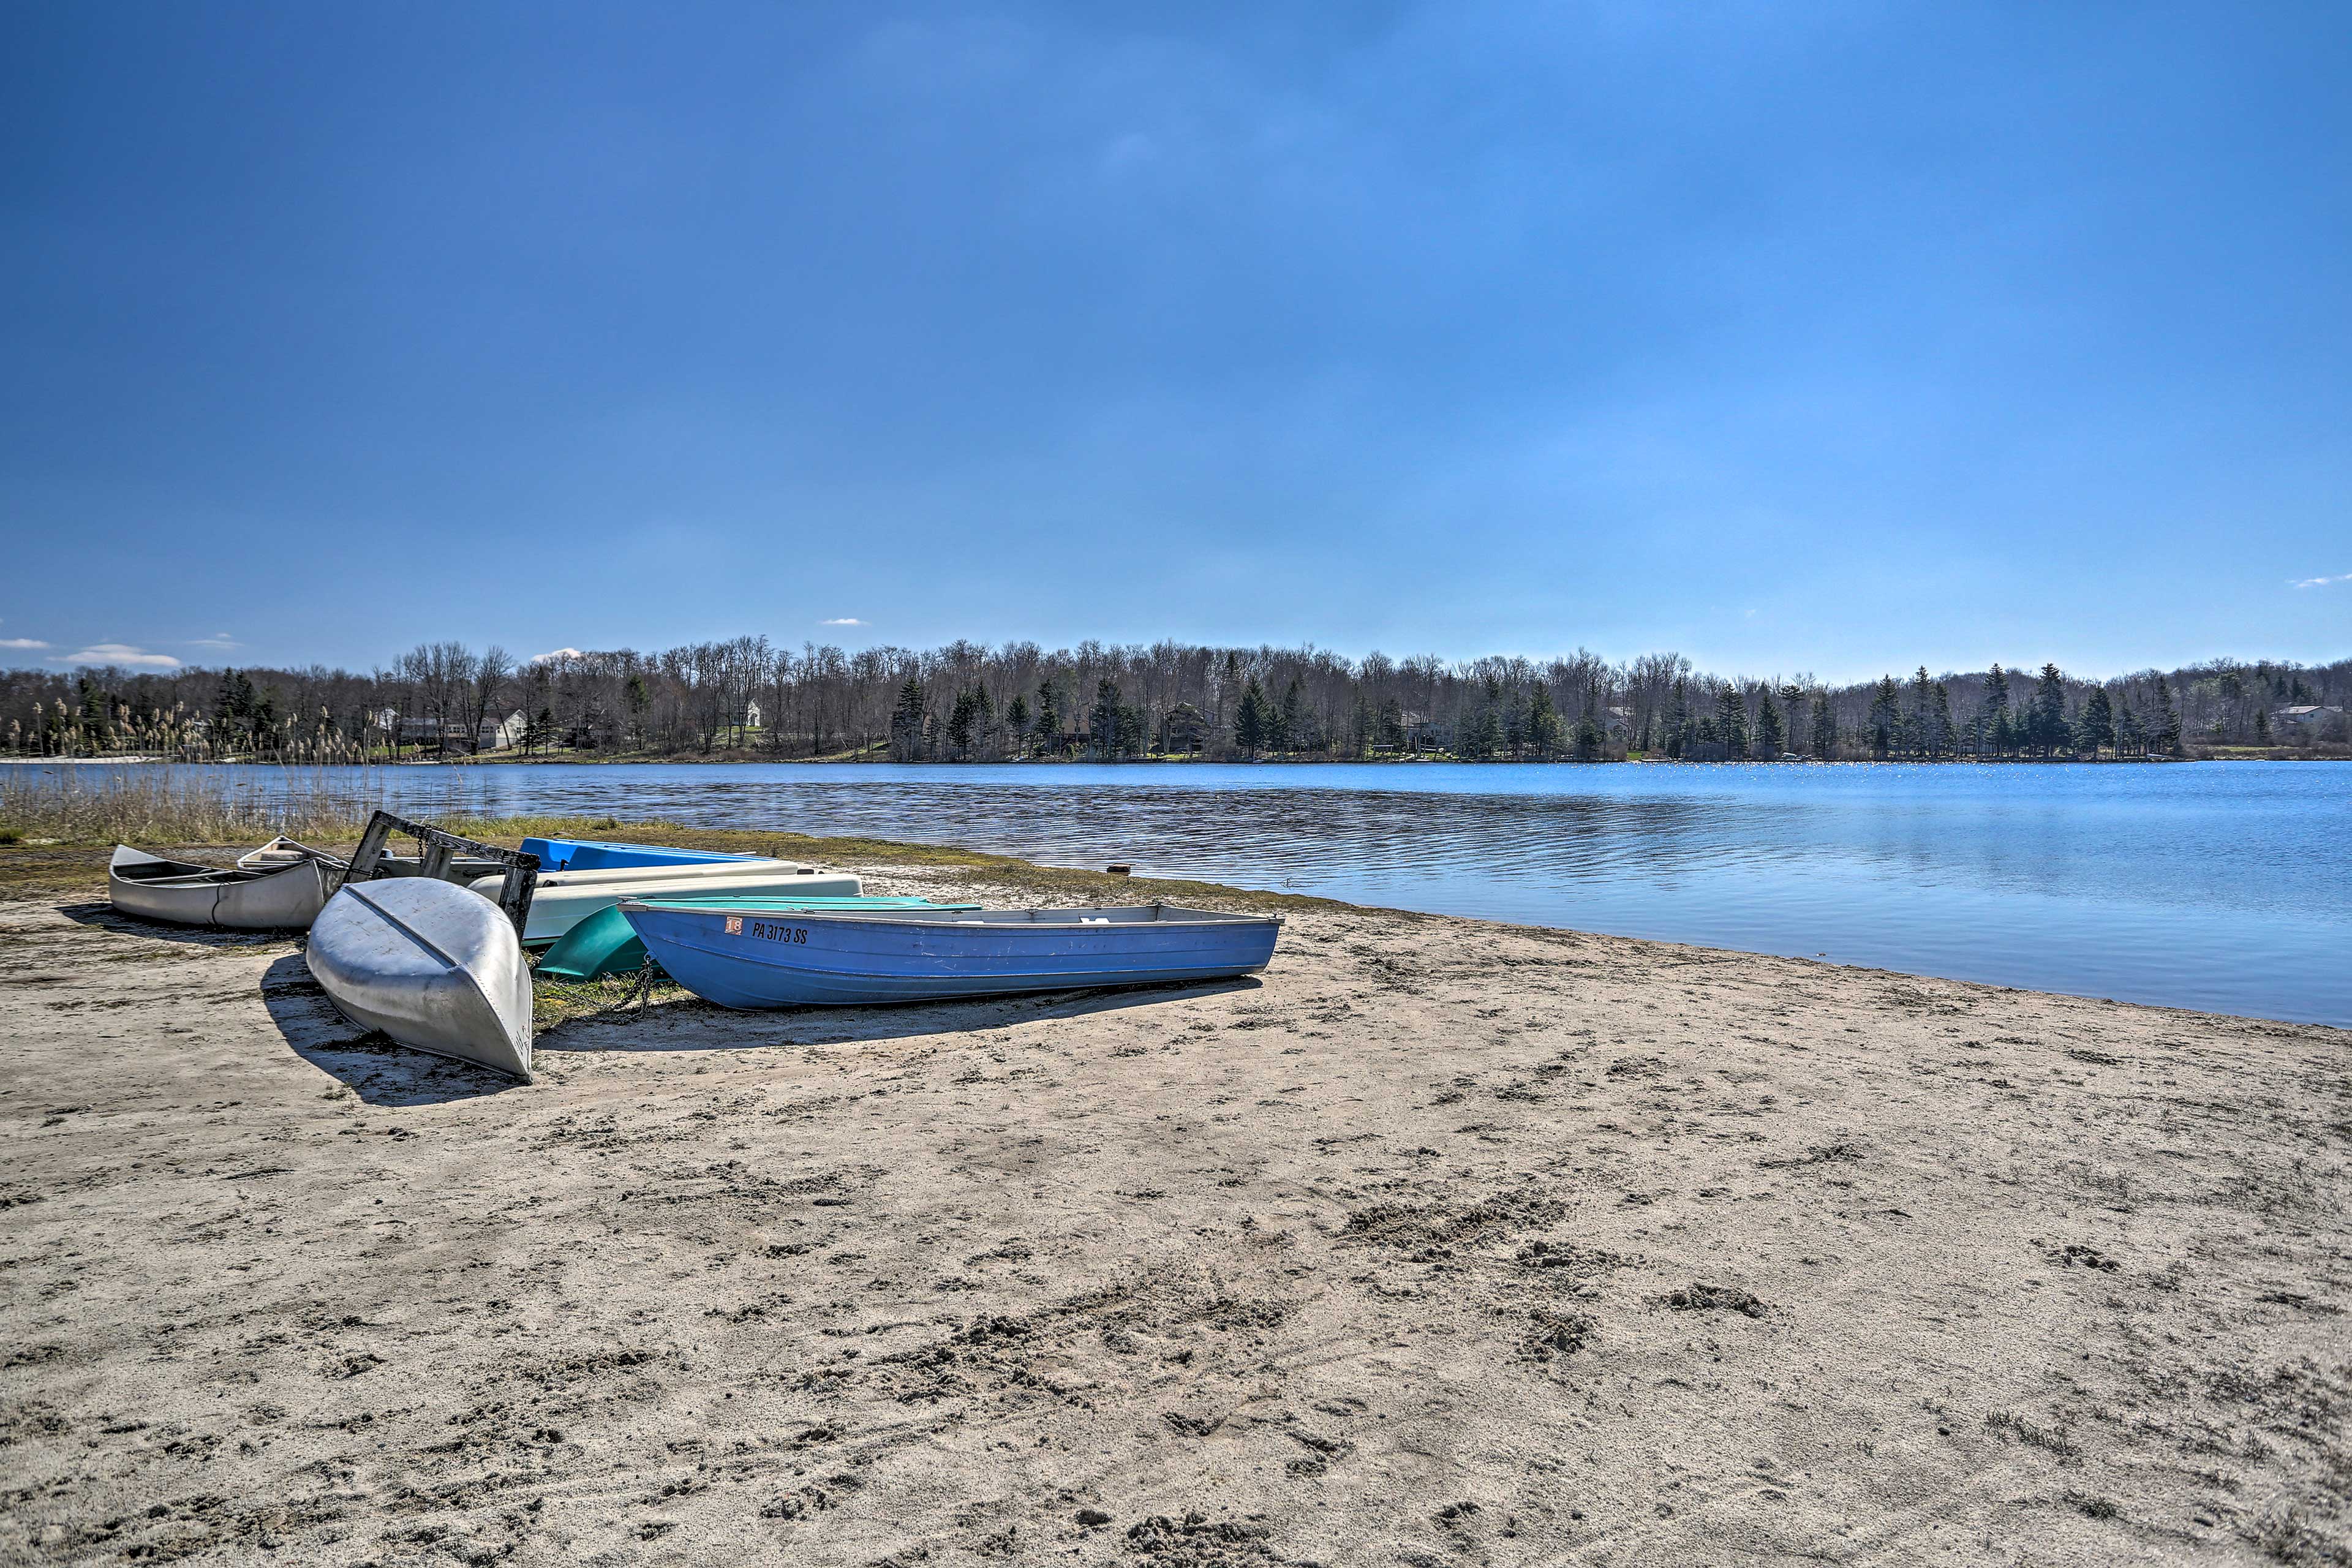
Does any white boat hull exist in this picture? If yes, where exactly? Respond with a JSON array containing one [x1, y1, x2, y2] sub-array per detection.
[[469, 860, 862, 944], [307, 878, 532, 1080], [109, 845, 334, 930]]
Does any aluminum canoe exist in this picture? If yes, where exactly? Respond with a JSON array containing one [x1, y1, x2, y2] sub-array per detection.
[[619, 901, 1281, 1009], [473, 861, 862, 945], [306, 877, 532, 1080], [236, 836, 345, 872], [108, 844, 334, 930]]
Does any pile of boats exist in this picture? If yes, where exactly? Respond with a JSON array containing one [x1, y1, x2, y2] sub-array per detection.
[[107, 812, 1281, 1086]]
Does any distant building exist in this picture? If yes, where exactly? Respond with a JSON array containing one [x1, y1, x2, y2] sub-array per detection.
[[744, 698, 761, 729], [2272, 705, 2345, 733]]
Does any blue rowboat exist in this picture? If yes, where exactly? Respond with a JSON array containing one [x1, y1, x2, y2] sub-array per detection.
[[519, 836, 766, 872], [619, 901, 1281, 1009], [535, 897, 979, 982]]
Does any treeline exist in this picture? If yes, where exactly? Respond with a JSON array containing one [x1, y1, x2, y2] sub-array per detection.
[[4, 638, 2347, 762]]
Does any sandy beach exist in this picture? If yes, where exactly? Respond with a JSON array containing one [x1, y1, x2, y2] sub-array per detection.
[[2, 842, 2346, 1567]]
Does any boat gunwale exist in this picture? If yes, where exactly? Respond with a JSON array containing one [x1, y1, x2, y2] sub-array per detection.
[[619, 898, 1280, 931]]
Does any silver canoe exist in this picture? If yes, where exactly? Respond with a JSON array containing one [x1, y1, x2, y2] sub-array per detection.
[[109, 844, 334, 930], [236, 835, 347, 872], [306, 877, 533, 1080]]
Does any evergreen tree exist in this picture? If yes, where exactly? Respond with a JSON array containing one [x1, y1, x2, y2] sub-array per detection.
[[1929, 682, 1954, 758], [2076, 687, 2114, 758], [1868, 676, 1899, 758], [1031, 684, 1061, 755], [2153, 677, 2182, 756], [1810, 692, 1835, 759], [1166, 701, 1208, 755], [2116, 697, 2141, 758], [1981, 663, 2010, 758], [944, 687, 977, 759], [1755, 687, 1784, 757], [1574, 707, 1602, 761], [1665, 680, 1689, 760], [2253, 706, 2270, 744], [1005, 692, 1030, 746], [2031, 663, 2068, 758], [1903, 667, 1937, 759], [889, 676, 927, 761], [1233, 677, 1269, 759], [1279, 676, 1309, 755], [1526, 685, 1561, 757], [1088, 679, 1122, 759], [625, 673, 651, 751], [1715, 685, 1748, 760]]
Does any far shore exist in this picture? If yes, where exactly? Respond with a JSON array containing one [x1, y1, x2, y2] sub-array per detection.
[[3, 826, 2347, 1564], [15, 748, 2342, 768]]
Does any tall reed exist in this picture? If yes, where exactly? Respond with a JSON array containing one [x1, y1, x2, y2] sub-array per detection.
[[0, 762, 390, 846]]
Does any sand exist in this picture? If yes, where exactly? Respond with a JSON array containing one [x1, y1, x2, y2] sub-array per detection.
[[1, 850, 2347, 1567]]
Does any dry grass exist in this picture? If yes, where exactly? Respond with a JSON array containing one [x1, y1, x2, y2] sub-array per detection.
[[0, 764, 383, 847]]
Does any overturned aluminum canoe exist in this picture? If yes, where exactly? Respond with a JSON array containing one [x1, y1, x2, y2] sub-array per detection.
[[306, 877, 532, 1080], [109, 844, 334, 930]]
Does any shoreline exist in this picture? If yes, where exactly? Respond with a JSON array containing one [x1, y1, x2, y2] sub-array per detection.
[[27, 750, 2352, 767], [4, 834, 2349, 1563]]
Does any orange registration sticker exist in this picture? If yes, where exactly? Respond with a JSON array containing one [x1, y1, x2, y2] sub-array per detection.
[[725, 915, 743, 935]]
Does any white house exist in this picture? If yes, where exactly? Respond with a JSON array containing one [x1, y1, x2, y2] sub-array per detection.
[[2272, 705, 2345, 734]]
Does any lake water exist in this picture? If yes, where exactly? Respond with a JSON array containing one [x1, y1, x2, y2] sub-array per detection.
[[21, 760, 2351, 1026]]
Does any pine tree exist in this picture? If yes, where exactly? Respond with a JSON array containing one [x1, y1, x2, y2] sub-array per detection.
[[889, 676, 927, 761], [1574, 707, 1602, 761], [2154, 677, 2182, 757], [1930, 682, 1954, 758], [1755, 687, 1784, 757], [1904, 668, 1936, 760], [1526, 685, 1560, 757], [1665, 680, 1689, 760], [1005, 692, 1030, 747], [1810, 692, 1835, 759], [1234, 678, 1269, 758], [1981, 663, 2010, 757], [945, 688, 977, 759], [1031, 684, 1060, 755], [2077, 687, 2114, 758], [1868, 676, 1899, 758], [1089, 679, 1126, 760], [1716, 685, 1748, 760], [2032, 663, 2068, 759]]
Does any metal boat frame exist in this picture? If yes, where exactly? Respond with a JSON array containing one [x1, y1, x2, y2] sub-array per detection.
[[344, 811, 539, 937]]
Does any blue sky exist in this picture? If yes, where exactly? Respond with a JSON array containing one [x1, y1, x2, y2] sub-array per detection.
[[2, 2, 2345, 684]]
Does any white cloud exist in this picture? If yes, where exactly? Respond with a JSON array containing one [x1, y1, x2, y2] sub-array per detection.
[[530, 647, 587, 663], [0, 637, 48, 649], [820, 617, 865, 627], [187, 632, 241, 649], [2290, 571, 2351, 589], [51, 643, 181, 669]]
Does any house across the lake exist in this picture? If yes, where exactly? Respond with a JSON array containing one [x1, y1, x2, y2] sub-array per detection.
[[2271, 705, 2345, 734]]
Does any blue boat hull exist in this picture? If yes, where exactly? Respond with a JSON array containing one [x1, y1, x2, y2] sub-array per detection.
[[521, 837, 764, 872], [620, 902, 1281, 1009]]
